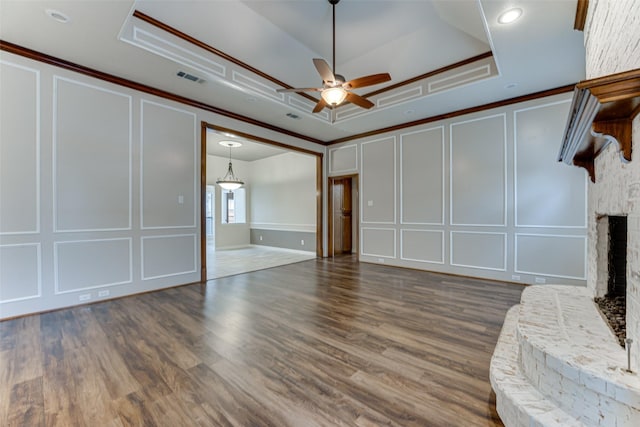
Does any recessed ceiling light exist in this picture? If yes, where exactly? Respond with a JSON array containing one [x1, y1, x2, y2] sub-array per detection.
[[45, 9, 70, 24], [498, 8, 522, 24]]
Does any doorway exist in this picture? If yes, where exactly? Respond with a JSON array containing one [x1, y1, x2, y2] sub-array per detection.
[[328, 175, 359, 257], [200, 122, 323, 281]]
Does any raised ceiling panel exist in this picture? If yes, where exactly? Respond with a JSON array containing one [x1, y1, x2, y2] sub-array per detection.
[[54, 77, 131, 232], [401, 229, 444, 264], [515, 100, 587, 228], [117, 7, 499, 129], [361, 137, 396, 224], [142, 234, 197, 280], [450, 114, 506, 226], [401, 127, 444, 224], [54, 239, 132, 294], [0, 61, 39, 234], [377, 87, 423, 108], [128, 24, 226, 78], [232, 71, 285, 102], [141, 100, 196, 229], [0, 243, 40, 303], [428, 63, 491, 93]]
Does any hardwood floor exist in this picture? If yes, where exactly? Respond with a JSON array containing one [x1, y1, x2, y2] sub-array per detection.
[[0, 256, 523, 426]]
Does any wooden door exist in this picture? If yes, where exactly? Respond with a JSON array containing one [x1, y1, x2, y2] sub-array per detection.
[[340, 179, 352, 253], [332, 178, 352, 254]]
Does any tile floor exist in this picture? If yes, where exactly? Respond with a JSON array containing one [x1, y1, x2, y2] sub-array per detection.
[[206, 244, 317, 280]]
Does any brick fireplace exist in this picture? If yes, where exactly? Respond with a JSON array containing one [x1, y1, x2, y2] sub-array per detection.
[[490, 113, 640, 427], [589, 131, 640, 372], [490, 1, 640, 426]]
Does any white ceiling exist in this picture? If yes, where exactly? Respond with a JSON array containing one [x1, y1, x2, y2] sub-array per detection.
[[0, 0, 586, 146], [206, 129, 289, 162]]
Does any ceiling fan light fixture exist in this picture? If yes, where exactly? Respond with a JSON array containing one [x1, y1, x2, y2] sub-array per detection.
[[321, 87, 348, 106]]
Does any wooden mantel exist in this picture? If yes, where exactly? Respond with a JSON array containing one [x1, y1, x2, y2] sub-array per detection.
[[558, 68, 640, 182]]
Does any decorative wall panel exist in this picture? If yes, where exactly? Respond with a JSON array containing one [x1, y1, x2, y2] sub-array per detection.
[[0, 244, 40, 302], [450, 115, 506, 226], [361, 228, 396, 258], [516, 234, 586, 279], [55, 239, 132, 294], [401, 127, 444, 224], [141, 234, 197, 280], [401, 229, 444, 264], [515, 101, 587, 227], [361, 137, 396, 223], [0, 61, 39, 234], [54, 77, 131, 232], [141, 100, 196, 228], [451, 231, 506, 271], [329, 144, 358, 173]]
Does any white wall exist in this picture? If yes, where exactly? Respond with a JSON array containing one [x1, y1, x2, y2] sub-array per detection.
[[249, 152, 316, 233], [329, 93, 588, 286], [0, 51, 324, 319]]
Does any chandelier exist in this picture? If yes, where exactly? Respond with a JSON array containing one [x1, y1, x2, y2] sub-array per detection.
[[216, 141, 244, 191]]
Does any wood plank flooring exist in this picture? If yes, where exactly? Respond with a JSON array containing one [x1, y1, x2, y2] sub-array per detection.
[[0, 256, 523, 426]]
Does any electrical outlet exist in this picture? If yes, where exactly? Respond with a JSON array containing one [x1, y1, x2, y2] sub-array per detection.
[[301, 239, 304, 245], [535, 277, 546, 284], [378, 258, 385, 263], [259, 235, 263, 241], [79, 294, 91, 302], [512, 275, 521, 281], [98, 290, 110, 297]]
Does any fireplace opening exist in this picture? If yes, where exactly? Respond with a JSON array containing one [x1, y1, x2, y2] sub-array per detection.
[[595, 215, 627, 347], [607, 215, 627, 298]]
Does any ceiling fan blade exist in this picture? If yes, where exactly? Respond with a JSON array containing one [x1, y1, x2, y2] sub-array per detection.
[[345, 92, 374, 109], [344, 73, 391, 89], [312, 98, 328, 113], [313, 58, 336, 84], [276, 87, 323, 93]]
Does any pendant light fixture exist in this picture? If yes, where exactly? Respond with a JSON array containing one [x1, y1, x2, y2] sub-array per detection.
[[216, 141, 244, 191]]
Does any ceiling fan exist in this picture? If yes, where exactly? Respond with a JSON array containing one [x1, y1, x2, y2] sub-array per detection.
[[276, 0, 391, 113]]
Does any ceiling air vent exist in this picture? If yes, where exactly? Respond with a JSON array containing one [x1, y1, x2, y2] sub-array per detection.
[[176, 71, 206, 84], [286, 112, 301, 120]]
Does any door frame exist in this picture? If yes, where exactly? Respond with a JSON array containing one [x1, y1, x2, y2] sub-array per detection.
[[200, 122, 324, 280], [328, 174, 359, 257]]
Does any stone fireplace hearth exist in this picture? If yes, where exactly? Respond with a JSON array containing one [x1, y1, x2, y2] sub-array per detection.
[[490, 115, 640, 427], [490, 1, 640, 425], [491, 284, 640, 426]]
